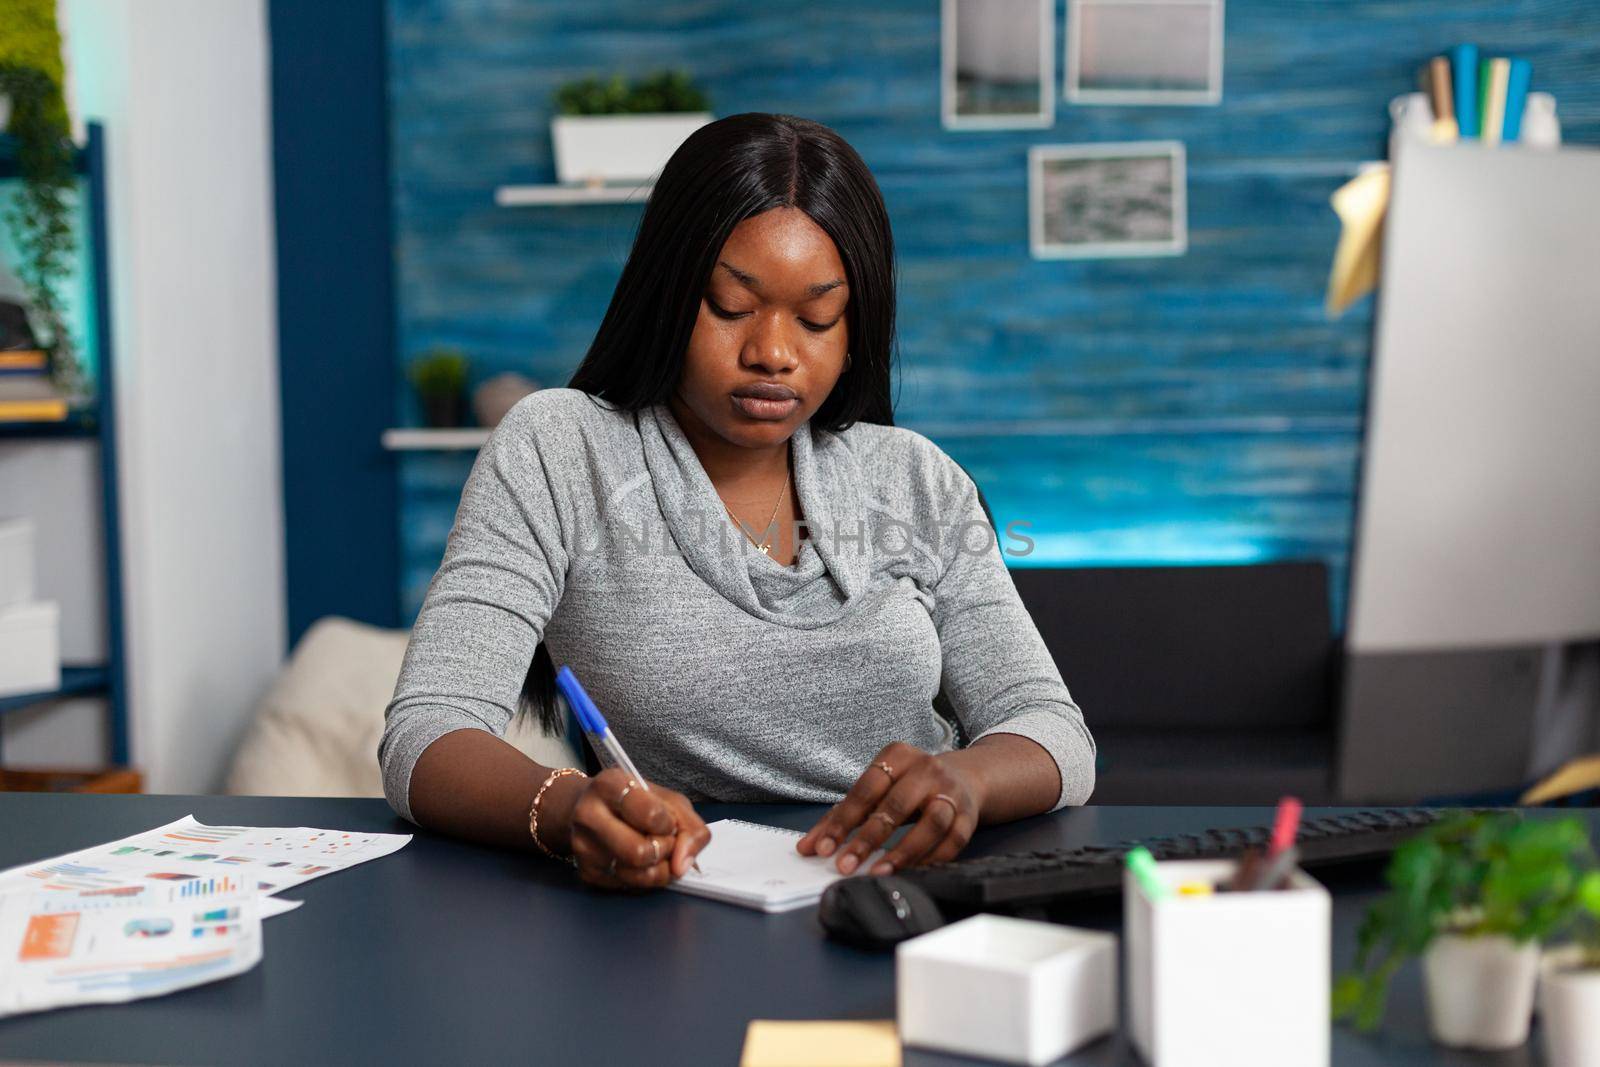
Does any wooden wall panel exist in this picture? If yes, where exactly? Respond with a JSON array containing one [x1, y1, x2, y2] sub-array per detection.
[[388, 0, 1600, 621]]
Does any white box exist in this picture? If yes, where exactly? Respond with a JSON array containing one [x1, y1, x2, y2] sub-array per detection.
[[551, 112, 712, 185], [0, 600, 60, 698], [0, 516, 34, 608], [1126, 859, 1330, 1067], [898, 914, 1117, 1065]]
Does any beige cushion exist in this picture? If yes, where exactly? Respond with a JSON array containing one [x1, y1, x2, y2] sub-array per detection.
[[225, 615, 579, 798]]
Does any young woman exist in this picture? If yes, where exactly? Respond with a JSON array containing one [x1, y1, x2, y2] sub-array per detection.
[[380, 113, 1095, 891]]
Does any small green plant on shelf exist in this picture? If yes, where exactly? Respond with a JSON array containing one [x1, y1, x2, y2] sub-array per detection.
[[408, 346, 470, 429], [0, 0, 83, 396], [1554, 869, 1600, 969], [554, 70, 709, 116], [1332, 810, 1600, 1031]]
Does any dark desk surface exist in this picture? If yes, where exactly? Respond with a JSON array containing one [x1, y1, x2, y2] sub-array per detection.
[[0, 794, 1577, 1066]]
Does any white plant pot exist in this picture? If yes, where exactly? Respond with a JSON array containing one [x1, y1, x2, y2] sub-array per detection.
[[1422, 933, 1539, 1050], [550, 112, 712, 186], [1541, 946, 1600, 1067]]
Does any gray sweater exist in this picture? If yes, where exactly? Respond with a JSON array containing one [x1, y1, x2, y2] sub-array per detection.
[[379, 388, 1095, 823]]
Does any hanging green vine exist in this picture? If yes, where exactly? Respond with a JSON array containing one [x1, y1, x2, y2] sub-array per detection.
[[0, 0, 83, 395]]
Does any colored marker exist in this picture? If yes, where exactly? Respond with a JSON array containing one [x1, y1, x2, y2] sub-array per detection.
[[1425, 56, 1458, 143], [1269, 796, 1303, 858], [1503, 59, 1532, 142], [1242, 796, 1304, 891], [1483, 58, 1510, 147], [1126, 846, 1169, 902], [1453, 44, 1480, 138], [1253, 845, 1301, 892]]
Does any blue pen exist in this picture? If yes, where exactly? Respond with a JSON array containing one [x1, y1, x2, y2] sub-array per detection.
[[555, 666, 650, 788], [555, 666, 701, 873]]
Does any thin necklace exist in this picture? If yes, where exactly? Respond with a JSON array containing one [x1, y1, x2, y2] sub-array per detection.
[[723, 467, 791, 555]]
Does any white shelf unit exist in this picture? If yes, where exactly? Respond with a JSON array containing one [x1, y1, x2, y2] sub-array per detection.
[[381, 428, 492, 452], [495, 182, 652, 206]]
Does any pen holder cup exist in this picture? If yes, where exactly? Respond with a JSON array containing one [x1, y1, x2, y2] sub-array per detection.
[[1126, 859, 1330, 1067], [897, 913, 1117, 1066]]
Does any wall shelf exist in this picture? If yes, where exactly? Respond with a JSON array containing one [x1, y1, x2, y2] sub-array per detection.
[[495, 182, 652, 206], [0, 665, 110, 717], [382, 427, 492, 451], [0, 134, 90, 180], [0, 409, 100, 439]]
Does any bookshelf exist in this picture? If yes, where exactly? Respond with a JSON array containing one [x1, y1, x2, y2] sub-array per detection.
[[0, 122, 129, 768]]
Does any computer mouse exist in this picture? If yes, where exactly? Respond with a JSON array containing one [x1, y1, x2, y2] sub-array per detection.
[[819, 874, 945, 950]]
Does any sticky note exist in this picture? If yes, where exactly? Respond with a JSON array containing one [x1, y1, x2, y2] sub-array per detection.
[[1326, 165, 1392, 317], [740, 1020, 901, 1067]]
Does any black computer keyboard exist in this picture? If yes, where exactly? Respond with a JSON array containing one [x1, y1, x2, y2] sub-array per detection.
[[899, 808, 1443, 910]]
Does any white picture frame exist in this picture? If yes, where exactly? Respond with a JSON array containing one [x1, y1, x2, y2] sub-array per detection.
[[942, 0, 1055, 130], [1065, 0, 1224, 106], [1029, 141, 1188, 259]]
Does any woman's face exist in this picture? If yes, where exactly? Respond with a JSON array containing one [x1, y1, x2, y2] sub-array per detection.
[[673, 206, 851, 451]]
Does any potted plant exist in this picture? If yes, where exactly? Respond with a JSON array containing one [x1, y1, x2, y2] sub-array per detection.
[[407, 346, 470, 429], [0, 1, 84, 396], [550, 70, 711, 186], [1332, 811, 1596, 1050], [1541, 868, 1600, 1067]]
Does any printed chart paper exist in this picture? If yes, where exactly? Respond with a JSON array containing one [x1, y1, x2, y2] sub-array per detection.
[[0, 815, 412, 900], [0, 885, 261, 1018]]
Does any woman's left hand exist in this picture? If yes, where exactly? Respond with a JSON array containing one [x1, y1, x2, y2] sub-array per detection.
[[796, 741, 985, 876]]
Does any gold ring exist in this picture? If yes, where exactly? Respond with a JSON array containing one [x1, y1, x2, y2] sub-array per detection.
[[617, 779, 637, 805], [928, 793, 958, 816], [872, 761, 895, 781], [873, 811, 897, 829]]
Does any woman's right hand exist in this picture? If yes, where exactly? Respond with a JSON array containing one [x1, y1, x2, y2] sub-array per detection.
[[565, 768, 711, 890]]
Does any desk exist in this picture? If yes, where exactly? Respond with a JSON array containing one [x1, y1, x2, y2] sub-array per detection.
[[0, 794, 1579, 1066]]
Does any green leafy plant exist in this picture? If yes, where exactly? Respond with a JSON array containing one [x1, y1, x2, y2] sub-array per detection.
[[0, 0, 82, 394], [554, 70, 709, 116], [1333, 812, 1600, 1031], [407, 346, 469, 397], [1556, 864, 1600, 972]]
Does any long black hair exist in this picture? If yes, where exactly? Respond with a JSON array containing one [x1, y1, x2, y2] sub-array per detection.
[[521, 112, 900, 735]]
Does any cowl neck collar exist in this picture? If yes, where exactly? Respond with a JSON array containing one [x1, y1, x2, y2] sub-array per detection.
[[637, 403, 869, 628]]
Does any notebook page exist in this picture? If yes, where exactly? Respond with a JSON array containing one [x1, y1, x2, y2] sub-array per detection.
[[670, 819, 870, 910]]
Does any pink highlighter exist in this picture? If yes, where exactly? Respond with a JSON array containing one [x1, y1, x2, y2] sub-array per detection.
[[1252, 796, 1303, 891]]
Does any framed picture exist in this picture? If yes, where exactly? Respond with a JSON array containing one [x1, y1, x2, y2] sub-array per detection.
[[1029, 141, 1187, 259], [1065, 0, 1224, 106], [942, 0, 1055, 130]]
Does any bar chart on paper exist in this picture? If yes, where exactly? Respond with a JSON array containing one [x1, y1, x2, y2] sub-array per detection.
[[175, 875, 242, 899], [0, 816, 412, 901]]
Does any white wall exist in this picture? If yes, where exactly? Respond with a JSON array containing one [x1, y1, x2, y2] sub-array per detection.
[[48, 0, 287, 792]]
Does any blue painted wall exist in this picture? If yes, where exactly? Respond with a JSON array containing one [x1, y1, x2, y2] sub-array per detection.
[[272, 1, 400, 643], [386, 0, 1600, 622]]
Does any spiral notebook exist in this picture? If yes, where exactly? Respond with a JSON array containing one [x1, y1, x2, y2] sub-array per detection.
[[669, 819, 878, 913]]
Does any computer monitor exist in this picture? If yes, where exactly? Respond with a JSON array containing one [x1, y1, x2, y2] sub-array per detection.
[[1338, 140, 1600, 802]]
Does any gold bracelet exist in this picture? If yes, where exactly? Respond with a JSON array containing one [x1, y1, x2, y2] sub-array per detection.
[[529, 766, 587, 865]]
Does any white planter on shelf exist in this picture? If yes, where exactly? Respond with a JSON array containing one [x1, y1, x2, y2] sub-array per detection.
[[1421, 933, 1539, 1050], [1541, 946, 1600, 1067], [550, 112, 712, 185]]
